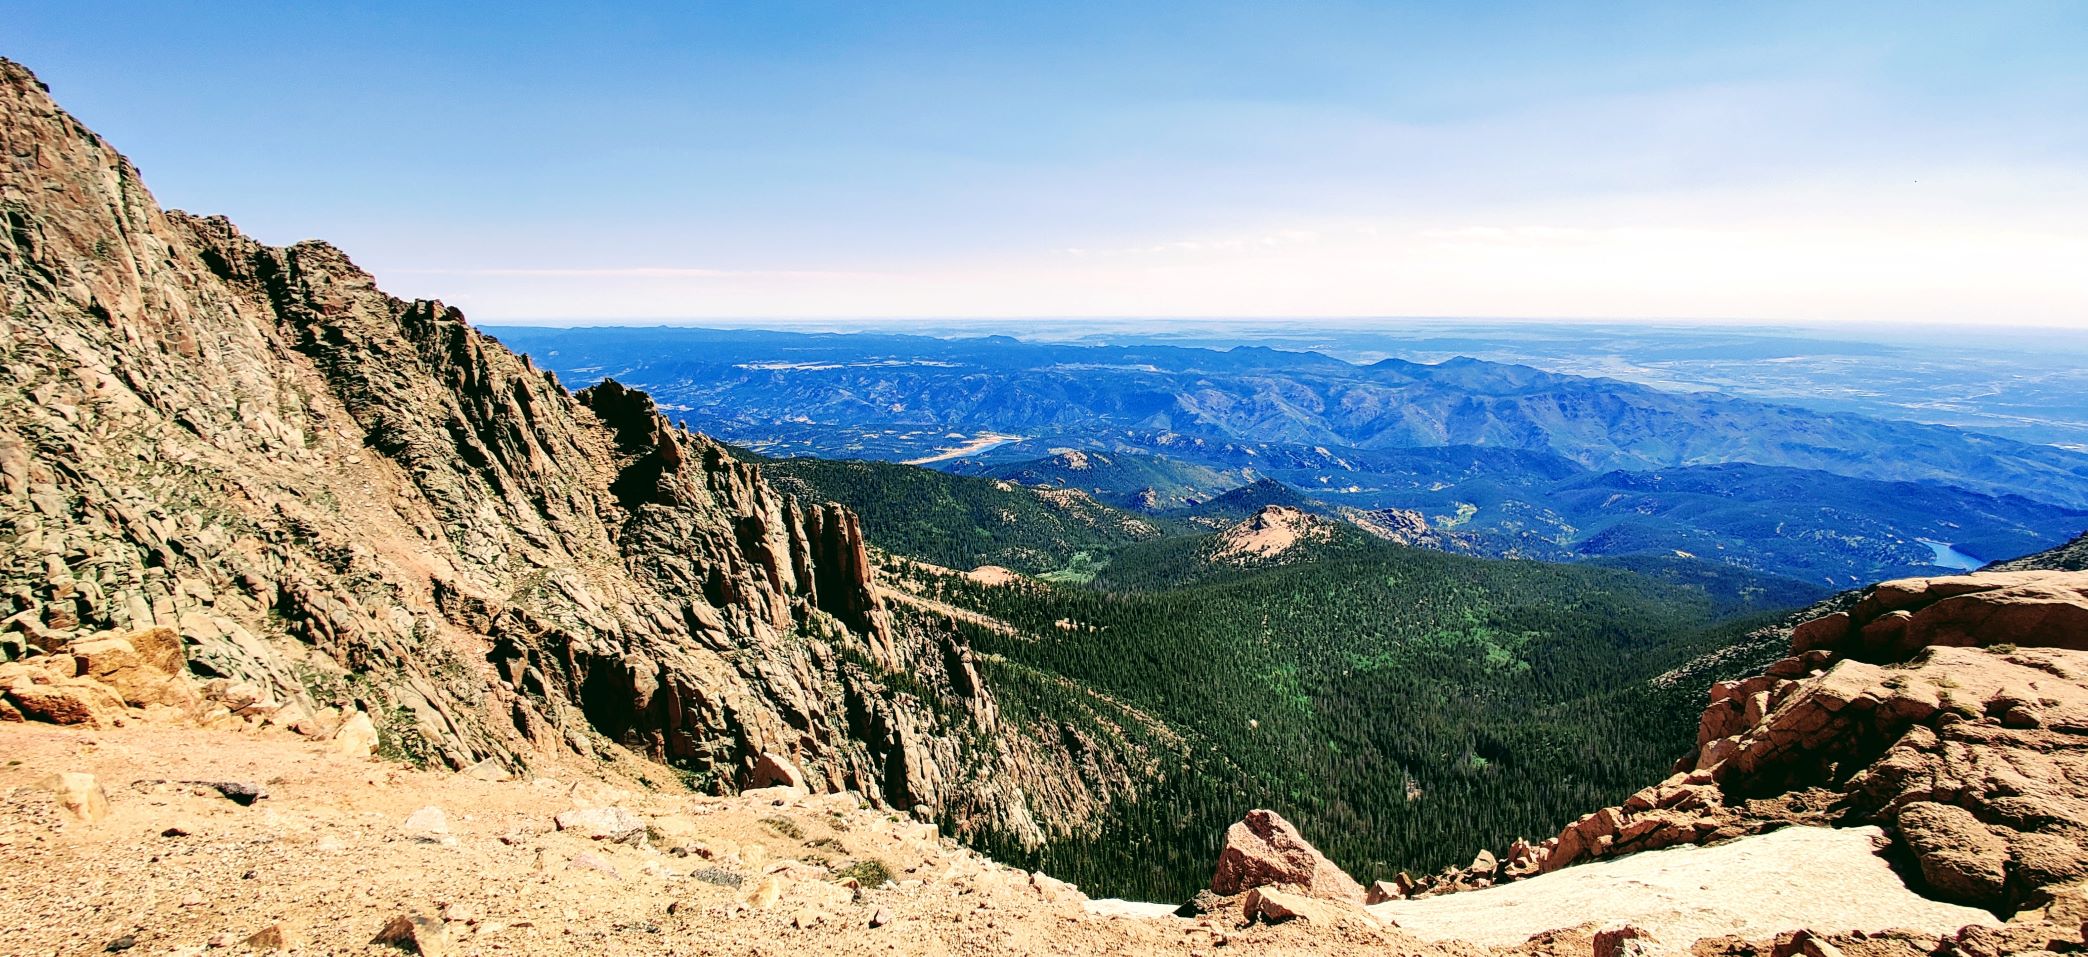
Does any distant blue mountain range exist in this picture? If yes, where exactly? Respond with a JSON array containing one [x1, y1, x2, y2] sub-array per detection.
[[485, 325, 2088, 586]]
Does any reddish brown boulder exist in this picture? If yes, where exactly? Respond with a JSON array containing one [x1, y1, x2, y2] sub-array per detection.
[[1211, 809, 1364, 902], [1593, 924, 1658, 957], [1902, 578, 2088, 653], [748, 751, 808, 790], [1895, 802, 2010, 906], [1789, 612, 1850, 653]]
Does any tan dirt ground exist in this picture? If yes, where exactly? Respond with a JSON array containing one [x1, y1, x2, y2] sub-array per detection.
[[0, 722, 1473, 957]]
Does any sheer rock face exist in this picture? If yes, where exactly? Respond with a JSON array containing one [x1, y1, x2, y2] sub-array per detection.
[[0, 57, 1126, 842]]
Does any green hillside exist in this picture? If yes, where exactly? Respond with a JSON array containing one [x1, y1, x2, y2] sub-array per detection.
[[760, 456, 1165, 578]]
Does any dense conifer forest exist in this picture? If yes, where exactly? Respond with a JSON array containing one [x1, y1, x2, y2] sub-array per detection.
[[761, 456, 1165, 577], [772, 454, 1809, 900]]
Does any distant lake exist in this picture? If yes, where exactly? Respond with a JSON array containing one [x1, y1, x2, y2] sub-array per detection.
[[1917, 538, 1984, 571]]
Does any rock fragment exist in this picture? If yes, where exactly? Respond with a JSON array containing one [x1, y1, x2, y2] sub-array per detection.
[[241, 924, 297, 951], [554, 806, 647, 844], [740, 874, 786, 910], [402, 806, 450, 842], [334, 711, 379, 759], [372, 913, 449, 956], [45, 771, 110, 824], [1242, 886, 1355, 925], [1594, 925, 1657, 957], [203, 780, 266, 806]]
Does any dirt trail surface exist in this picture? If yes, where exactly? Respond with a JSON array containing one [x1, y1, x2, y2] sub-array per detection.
[[1370, 825, 1997, 949], [0, 723, 1462, 957]]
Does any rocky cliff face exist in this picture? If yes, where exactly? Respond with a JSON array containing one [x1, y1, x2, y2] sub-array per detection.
[[0, 58, 1134, 844]]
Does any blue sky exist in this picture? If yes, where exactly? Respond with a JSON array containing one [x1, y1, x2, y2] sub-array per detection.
[[9, 1, 2087, 323]]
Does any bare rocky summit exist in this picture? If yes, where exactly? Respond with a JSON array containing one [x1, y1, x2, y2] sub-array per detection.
[[1212, 505, 1336, 562]]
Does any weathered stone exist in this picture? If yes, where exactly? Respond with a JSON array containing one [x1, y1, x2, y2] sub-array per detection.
[[554, 807, 647, 844], [570, 852, 622, 879], [44, 771, 110, 824], [749, 751, 807, 790], [1242, 886, 1354, 925], [3, 674, 125, 726], [1772, 929, 1848, 957], [1029, 871, 1081, 902], [372, 913, 448, 956], [1593, 925, 1657, 957], [241, 923, 297, 951], [740, 874, 786, 910], [402, 806, 450, 841], [205, 781, 267, 806], [1211, 809, 1365, 902], [1896, 802, 2010, 907], [334, 712, 379, 760]]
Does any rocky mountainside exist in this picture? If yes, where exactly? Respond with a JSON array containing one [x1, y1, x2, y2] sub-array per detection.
[[13, 577, 2088, 955], [0, 58, 1147, 846]]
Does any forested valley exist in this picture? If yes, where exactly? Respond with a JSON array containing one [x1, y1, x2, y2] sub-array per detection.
[[777, 456, 1814, 900]]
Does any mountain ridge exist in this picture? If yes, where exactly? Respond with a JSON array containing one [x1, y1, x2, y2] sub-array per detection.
[[486, 324, 2088, 509], [0, 56, 1143, 846]]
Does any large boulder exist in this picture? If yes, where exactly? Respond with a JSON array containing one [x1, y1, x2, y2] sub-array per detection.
[[1795, 571, 2088, 660], [1474, 570, 2088, 912], [68, 629, 198, 709], [1211, 809, 1364, 902], [748, 751, 807, 790], [0, 626, 199, 726], [1, 659, 130, 726], [334, 711, 379, 759]]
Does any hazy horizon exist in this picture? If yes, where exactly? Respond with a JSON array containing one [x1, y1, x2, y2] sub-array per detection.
[[12, 1, 2087, 326]]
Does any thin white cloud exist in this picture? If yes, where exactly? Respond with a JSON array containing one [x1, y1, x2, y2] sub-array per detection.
[[390, 266, 884, 280], [1058, 227, 1325, 258]]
